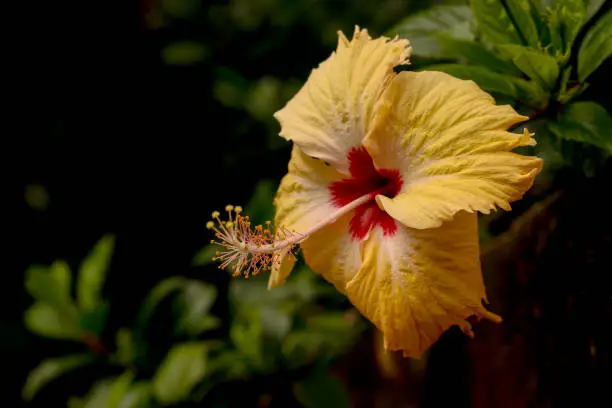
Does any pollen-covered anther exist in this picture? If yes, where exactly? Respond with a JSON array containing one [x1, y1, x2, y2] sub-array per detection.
[[206, 205, 302, 279]]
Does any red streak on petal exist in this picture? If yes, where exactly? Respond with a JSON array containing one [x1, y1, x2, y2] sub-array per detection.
[[329, 147, 403, 240]]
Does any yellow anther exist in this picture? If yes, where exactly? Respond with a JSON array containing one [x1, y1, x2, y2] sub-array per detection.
[[225, 205, 234, 212], [206, 221, 214, 229], [212, 211, 220, 218], [215, 251, 220, 255], [210, 240, 215, 244], [235, 206, 243, 213], [265, 220, 271, 225], [226, 221, 234, 228]]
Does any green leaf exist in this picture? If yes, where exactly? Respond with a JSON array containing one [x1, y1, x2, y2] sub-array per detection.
[[497, 45, 560, 90], [81, 380, 112, 408], [425, 64, 518, 97], [512, 77, 550, 109], [152, 342, 208, 405], [23, 354, 94, 400], [207, 350, 250, 380], [106, 371, 134, 408], [245, 179, 277, 225], [585, 0, 606, 22], [578, 9, 612, 82], [504, 0, 541, 47], [282, 312, 360, 367], [470, 0, 523, 45], [557, 66, 588, 104], [230, 309, 263, 366], [78, 235, 115, 312], [79, 301, 110, 335], [115, 328, 134, 366], [260, 306, 292, 341], [136, 277, 187, 329], [387, 5, 474, 58], [120, 382, 152, 408], [174, 281, 218, 336], [24, 302, 83, 340], [548, 102, 612, 154], [25, 261, 73, 308], [435, 35, 521, 75], [191, 244, 217, 266], [51, 260, 72, 300], [546, 0, 586, 56], [294, 371, 349, 408]]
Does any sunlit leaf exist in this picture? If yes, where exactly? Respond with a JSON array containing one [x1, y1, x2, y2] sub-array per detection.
[[24, 302, 83, 340], [388, 5, 474, 58], [424, 64, 518, 97], [497, 45, 560, 90], [548, 102, 612, 154], [77, 235, 115, 312], [174, 281, 218, 336], [152, 342, 208, 405], [294, 371, 349, 408], [578, 9, 612, 82], [23, 354, 94, 401], [470, 0, 523, 45]]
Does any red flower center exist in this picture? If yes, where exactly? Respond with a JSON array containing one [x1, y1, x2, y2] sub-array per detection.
[[329, 146, 403, 240]]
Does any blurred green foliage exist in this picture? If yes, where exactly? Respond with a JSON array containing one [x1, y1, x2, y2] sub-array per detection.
[[20, 0, 611, 407], [23, 231, 364, 407]]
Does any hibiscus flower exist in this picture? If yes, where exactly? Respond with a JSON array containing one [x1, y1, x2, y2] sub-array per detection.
[[208, 26, 542, 357]]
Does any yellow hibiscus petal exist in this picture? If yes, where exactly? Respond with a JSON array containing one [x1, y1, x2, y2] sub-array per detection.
[[300, 213, 362, 293], [268, 251, 297, 290], [269, 145, 343, 287], [345, 211, 498, 358], [274, 26, 411, 174], [363, 70, 542, 229]]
